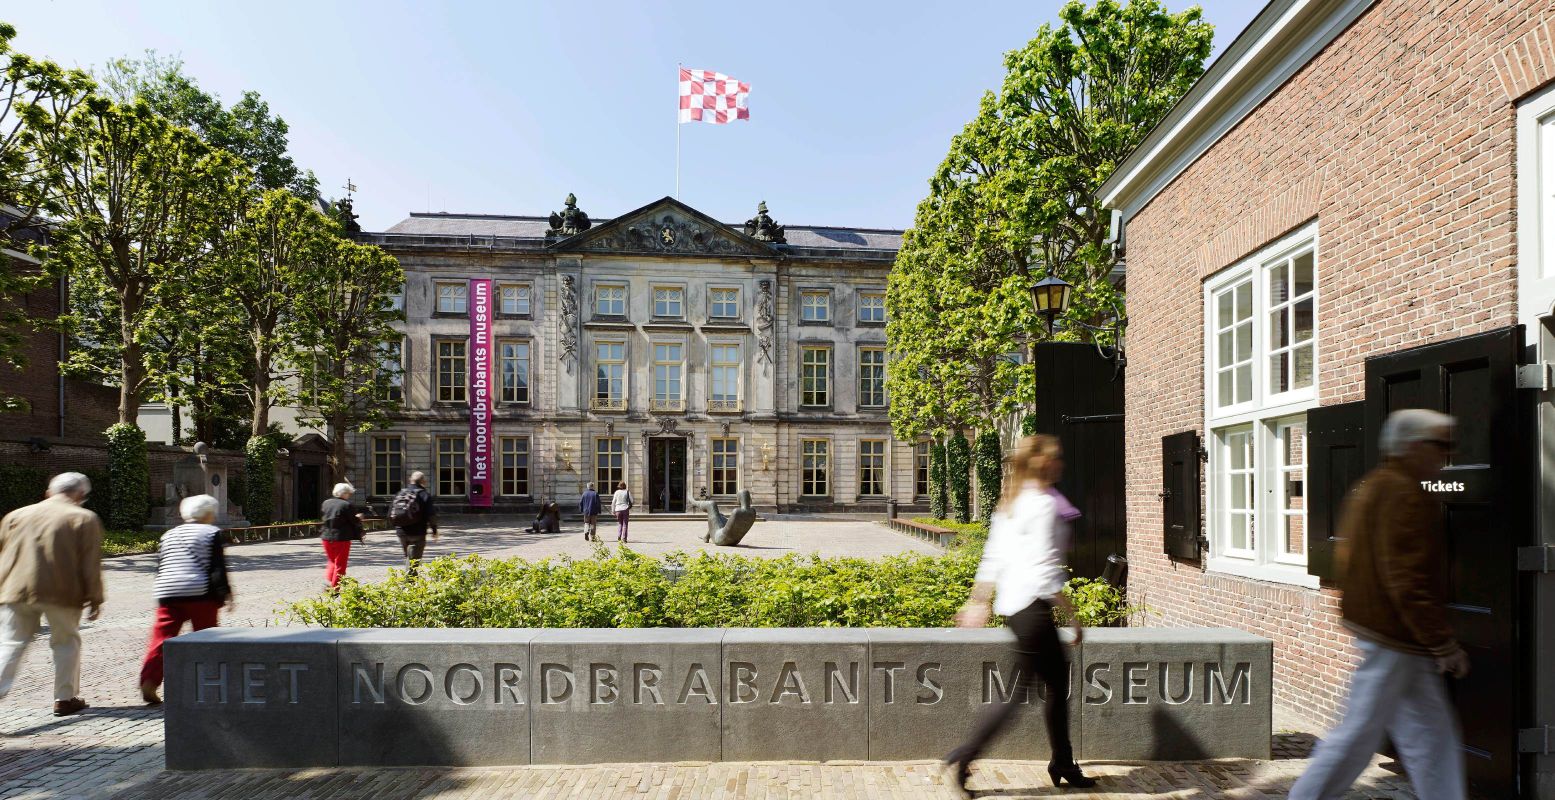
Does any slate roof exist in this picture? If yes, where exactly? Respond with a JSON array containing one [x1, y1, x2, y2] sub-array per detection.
[[380, 212, 904, 253]]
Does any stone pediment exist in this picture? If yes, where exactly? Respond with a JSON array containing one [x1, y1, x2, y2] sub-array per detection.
[[550, 197, 777, 258]]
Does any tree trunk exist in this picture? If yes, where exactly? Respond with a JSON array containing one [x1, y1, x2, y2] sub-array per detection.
[[328, 415, 346, 486], [251, 356, 271, 438]]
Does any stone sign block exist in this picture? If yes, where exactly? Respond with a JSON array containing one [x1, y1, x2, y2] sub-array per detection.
[[530, 629, 723, 763], [720, 628, 869, 762], [163, 628, 339, 769], [337, 629, 539, 766], [1076, 628, 1272, 760], [866, 627, 1079, 761]]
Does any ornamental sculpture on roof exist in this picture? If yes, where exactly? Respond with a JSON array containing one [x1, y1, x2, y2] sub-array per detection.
[[547, 193, 592, 237], [743, 201, 785, 243]]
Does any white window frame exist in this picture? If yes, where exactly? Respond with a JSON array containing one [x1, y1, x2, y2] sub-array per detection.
[[709, 342, 742, 412], [801, 290, 830, 322], [593, 340, 627, 410], [371, 436, 404, 498], [709, 287, 741, 319], [857, 438, 887, 497], [595, 283, 627, 317], [857, 291, 886, 324], [651, 341, 685, 411], [499, 283, 533, 317], [858, 346, 887, 408], [1518, 84, 1555, 350], [710, 437, 740, 496], [499, 436, 531, 497], [435, 281, 468, 314], [499, 339, 531, 405], [653, 286, 685, 319], [1203, 222, 1320, 588]]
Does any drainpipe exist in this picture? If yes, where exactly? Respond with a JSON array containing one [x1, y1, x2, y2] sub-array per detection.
[[57, 274, 66, 439]]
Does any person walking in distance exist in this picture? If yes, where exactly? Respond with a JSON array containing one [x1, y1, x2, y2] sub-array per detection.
[[611, 481, 633, 543], [388, 471, 438, 577], [0, 473, 104, 717], [137, 494, 233, 705], [319, 483, 366, 589], [943, 436, 1093, 794], [1290, 409, 1468, 800], [579, 483, 603, 541]]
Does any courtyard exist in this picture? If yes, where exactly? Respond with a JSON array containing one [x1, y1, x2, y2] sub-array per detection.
[[0, 519, 1417, 799]]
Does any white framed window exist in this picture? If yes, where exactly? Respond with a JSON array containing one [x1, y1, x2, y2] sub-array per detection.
[[436, 436, 467, 497], [858, 347, 886, 408], [371, 437, 403, 497], [1204, 223, 1319, 587], [801, 346, 830, 407], [652, 342, 684, 411], [710, 288, 740, 319], [711, 438, 739, 496], [500, 436, 530, 497], [858, 439, 886, 497], [436, 339, 467, 404], [596, 437, 625, 489], [801, 439, 830, 496], [435, 282, 468, 314], [709, 343, 741, 411], [499, 283, 532, 316], [653, 287, 684, 318], [387, 285, 405, 313], [801, 291, 830, 322], [857, 291, 886, 324], [593, 341, 626, 410], [379, 339, 404, 404], [499, 340, 530, 404], [595, 284, 626, 317]]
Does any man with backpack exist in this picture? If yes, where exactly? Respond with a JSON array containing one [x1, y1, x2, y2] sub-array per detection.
[[388, 471, 438, 577]]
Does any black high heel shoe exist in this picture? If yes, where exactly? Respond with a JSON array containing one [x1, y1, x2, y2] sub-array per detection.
[[941, 752, 973, 798], [1047, 762, 1097, 789]]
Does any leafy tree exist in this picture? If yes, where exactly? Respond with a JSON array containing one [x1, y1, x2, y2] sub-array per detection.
[[946, 431, 972, 524], [105, 422, 148, 529], [99, 52, 318, 196], [33, 95, 245, 425], [0, 22, 93, 412], [288, 237, 404, 482], [974, 430, 1002, 522], [887, 0, 1212, 439], [928, 439, 948, 519]]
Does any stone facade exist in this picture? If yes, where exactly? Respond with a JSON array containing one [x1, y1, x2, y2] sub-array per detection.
[[347, 197, 924, 514], [1101, 0, 1555, 737]]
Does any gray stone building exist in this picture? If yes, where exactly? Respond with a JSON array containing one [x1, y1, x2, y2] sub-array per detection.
[[347, 196, 930, 514]]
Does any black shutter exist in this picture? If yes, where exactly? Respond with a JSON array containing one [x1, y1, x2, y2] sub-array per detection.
[[1305, 401, 1365, 582], [1161, 431, 1201, 561]]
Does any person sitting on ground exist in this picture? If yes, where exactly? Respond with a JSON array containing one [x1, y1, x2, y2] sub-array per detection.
[[526, 501, 561, 533]]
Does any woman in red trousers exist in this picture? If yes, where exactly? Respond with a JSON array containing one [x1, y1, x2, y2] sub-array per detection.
[[138, 494, 233, 705], [319, 483, 366, 589]]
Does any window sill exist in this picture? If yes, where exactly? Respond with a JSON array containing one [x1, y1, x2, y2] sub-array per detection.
[[431, 311, 470, 319], [855, 320, 887, 328], [496, 314, 533, 321], [1206, 556, 1320, 590], [799, 319, 833, 326]]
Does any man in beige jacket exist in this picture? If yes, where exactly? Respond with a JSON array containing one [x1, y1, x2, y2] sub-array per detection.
[[0, 472, 104, 716]]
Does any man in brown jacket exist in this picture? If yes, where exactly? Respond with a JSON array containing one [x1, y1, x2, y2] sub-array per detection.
[[0, 472, 104, 716], [1291, 409, 1467, 800]]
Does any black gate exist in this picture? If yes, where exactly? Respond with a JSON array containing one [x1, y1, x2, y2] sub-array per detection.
[[295, 464, 321, 520], [1362, 326, 1526, 797], [648, 438, 687, 513], [1031, 343, 1125, 578]]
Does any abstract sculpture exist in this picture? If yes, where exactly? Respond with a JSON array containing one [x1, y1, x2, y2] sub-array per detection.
[[690, 490, 758, 546]]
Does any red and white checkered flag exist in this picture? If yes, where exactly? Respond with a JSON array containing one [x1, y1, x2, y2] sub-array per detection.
[[678, 67, 750, 124]]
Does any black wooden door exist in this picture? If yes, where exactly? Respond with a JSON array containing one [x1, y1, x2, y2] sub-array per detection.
[[648, 439, 687, 513], [1031, 343, 1125, 578], [295, 464, 321, 520], [1363, 326, 1525, 797], [1305, 401, 1366, 583], [1161, 431, 1201, 562]]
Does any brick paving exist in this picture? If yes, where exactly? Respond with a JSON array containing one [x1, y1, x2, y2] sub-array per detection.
[[0, 518, 1419, 798]]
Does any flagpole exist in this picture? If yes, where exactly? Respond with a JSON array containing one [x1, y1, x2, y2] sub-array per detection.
[[675, 63, 682, 199]]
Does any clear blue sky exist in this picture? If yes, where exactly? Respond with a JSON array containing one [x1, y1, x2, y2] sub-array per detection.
[[6, 1, 1260, 232]]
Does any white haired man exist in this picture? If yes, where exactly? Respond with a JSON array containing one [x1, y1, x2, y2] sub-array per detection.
[[137, 494, 233, 705], [1291, 409, 1469, 800], [0, 472, 104, 716], [388, 471, 438, 577]]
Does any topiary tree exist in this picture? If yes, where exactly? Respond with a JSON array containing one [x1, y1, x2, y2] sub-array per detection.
[[974, 430, 1002, 522], [946, 431, 972, 523], [928, 439, 948, 519], [243, 435, 276, 525], [105, 423, 149, 530]]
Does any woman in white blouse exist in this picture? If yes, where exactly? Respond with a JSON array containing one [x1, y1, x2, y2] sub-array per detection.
[[944, 434, 1094, 793]]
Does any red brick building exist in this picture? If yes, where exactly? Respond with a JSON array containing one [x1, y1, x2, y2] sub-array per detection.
[[1100, 1, 1555, 795]]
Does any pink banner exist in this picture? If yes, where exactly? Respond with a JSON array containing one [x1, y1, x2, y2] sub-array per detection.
[[468, 279, 494, 507]]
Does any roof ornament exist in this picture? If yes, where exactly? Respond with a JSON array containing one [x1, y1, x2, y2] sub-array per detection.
[[743, 200, 785, 243], [547, 193, 592, 237]]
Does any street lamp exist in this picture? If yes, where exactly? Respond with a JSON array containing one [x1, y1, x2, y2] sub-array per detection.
[[1030, 274, 1073, 336]]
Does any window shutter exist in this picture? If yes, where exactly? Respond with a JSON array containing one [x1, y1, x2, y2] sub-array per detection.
[[1161, 431, 1201, 561], [1305, 401, 1365, 582]]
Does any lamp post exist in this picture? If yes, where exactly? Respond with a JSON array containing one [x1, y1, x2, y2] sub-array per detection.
[[1028, 267, 1127, 372]]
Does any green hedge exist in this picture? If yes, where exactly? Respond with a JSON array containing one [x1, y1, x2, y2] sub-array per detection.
[[974, 430, 1002, 523], [0, 465, 109, 521], [243, 436, 276, 526], [105, 424, 149, 530], [103, 528, 161, 556], [946, 431, 971, 523], [927, 440, 947, 519], [288, 548, 981, 629]]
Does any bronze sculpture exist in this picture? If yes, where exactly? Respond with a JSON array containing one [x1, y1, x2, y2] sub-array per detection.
[[690, 490, 758, 546]]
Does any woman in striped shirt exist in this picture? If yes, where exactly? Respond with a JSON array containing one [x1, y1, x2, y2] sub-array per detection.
[[137, 494, 233, 705]]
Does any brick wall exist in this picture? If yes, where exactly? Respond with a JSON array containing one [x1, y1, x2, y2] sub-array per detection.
[[1123, 0, 1555, 727], [0, 274, 64, 439]]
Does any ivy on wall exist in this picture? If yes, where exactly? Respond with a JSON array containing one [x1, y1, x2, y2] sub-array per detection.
[[946, 431, 972, 524], [1021, 415, 1039, 436], [105, 424, 149, 530], [974, 430, 1002, 523]]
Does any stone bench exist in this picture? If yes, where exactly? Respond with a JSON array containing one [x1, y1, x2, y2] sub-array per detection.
[[163, 627, 1271, 769], [883, 519, 957, 548]]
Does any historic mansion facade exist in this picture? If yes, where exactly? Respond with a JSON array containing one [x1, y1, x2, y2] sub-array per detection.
[[347, 196, 928, 514]]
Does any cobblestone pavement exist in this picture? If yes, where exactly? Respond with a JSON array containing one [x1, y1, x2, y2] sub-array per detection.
[[0, 518, 1419, 798]]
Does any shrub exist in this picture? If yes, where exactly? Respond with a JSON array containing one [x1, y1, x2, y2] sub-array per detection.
[[974, 430, 1001, 523], [103, 528, 161, 556], [946, 431, 971, 523], [0, 464, 48, 517], [244, 436, 277, 525], [1021, 415, 1039, 435], [105, 423, 149, 530], [927, 440, 947, 519], [1054, 576, 1145, 627], [287, 548, 982, 630]]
